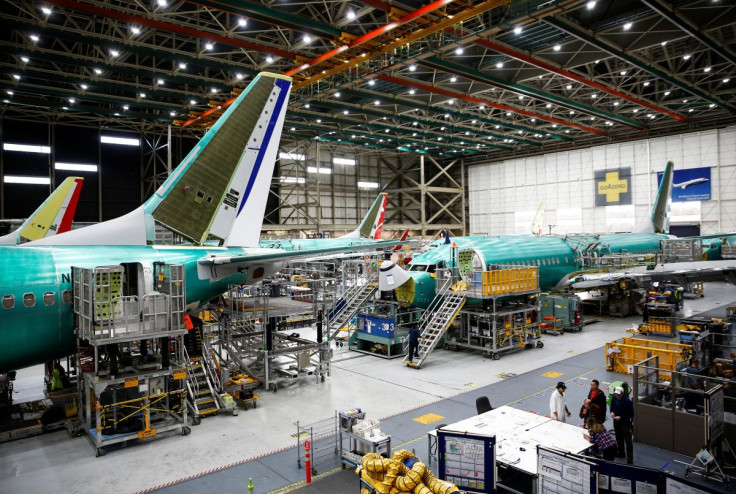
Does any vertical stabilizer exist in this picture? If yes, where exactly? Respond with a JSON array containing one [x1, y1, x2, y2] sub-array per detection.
[[339, 193, 388, 239], [531, 201, 545, 236], [0, 176, 83, 245], [635, 161, 673, 234], [26, 73, 292, 246]]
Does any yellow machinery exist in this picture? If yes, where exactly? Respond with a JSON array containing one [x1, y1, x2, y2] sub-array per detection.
[[638, 317, 676, 337], [606, 337, 691, 378]]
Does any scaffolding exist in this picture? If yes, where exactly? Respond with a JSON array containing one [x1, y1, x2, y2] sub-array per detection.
[[217, 283, 332, 391], [660, 238, 704, 263], [72, 263, 188, 457]]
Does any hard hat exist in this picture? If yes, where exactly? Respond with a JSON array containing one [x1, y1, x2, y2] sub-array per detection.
[[614, 386, 624, 395], [663, 291, 671, 295]]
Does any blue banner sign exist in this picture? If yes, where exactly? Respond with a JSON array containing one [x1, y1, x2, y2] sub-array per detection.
[[658, 166, 711, 202]]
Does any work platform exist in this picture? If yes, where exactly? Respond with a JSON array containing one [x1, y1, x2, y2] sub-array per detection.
[[72, 263, 189, 456]]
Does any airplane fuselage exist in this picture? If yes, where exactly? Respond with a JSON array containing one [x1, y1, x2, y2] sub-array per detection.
[[0, 245, 284, 372], [401, 233, 670, 308]]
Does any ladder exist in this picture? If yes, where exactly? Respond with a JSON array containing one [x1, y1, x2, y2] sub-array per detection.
[[329, 272, 378, 340], [404, 278, 466, 369], [184, 346, 221, 421]]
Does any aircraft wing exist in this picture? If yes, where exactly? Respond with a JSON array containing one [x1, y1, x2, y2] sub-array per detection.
[[198, 240, 408, 266], [563, 259, 736, 290]]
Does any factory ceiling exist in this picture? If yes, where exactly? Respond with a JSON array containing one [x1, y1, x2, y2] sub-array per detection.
[[1, 0, 735, 160]]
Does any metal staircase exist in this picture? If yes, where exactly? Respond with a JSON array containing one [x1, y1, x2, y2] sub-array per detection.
[[184, 346, 222, 422], [404, 277, 466, 369], [329, 272, 378, 340]]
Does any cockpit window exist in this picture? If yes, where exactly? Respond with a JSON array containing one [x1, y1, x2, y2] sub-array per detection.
[[409, 264, 427, 272], [427, 264, 436, 273]]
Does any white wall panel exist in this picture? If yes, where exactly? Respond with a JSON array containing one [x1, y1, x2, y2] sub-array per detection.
[[468, 125, 736, 235]]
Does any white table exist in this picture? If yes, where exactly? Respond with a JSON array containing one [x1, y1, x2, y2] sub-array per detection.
[[435, 406, 591, 476]]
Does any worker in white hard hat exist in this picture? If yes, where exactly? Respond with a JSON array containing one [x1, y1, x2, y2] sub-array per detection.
[[610, 386, 635, 464]]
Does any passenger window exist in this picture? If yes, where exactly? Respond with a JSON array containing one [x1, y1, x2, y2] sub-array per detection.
[[2, 295, 14, 310], [62, 290, 73, 305], [44, 291, 56, 306], [23, 293, 36, 308]]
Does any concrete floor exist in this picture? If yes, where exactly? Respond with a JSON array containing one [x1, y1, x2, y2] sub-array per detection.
[[2, 282, 736, 494]]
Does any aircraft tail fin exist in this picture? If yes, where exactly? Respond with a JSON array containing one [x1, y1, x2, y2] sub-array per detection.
[[635, 161, 673, 234], [26, 73, 292, 246], [531, 201, 545, 236], [340, 193, 388, 239], [391, 228, 411, 251], [0, 176, 83, 245]]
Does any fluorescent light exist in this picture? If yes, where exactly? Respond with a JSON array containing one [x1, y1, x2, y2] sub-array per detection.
[[178, 62, 187, 69], [357, 181, 379, 189], [4, 175, 50, 185], [623, 22, 632, 30], [280, 176, 305, 184], [333, 157, 356, 165], [279, 152, 306, 160], [41, 6, 52, 15], [238, 18, 247, 27], [55, 162, 98, 172], [496, 62, 504, 68], [514, 26, 522, 34], [94, 68, 102, 75], [553, 44, 561, 51], [455, 47, 463, 55], [20, 56, 29, 63], [205, 42, 214, 50], [101, 135, 140, 146], [235, 73, 244, 80], [4, 143, 51, 154], [110, 49, 119, 57], [409, 64, 416, 72], [266, 56, 273, 64], [30, 34, 39, 42], [347, 10, 356, 20], [131, 26, 141, 35], [307, 166, 331, 174]]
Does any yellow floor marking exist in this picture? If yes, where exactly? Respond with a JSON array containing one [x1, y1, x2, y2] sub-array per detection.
[[413, 413, 445, 425], [290, 431, 310, 439], [542, 371, 564, 378], [464, 382, 477, 387]]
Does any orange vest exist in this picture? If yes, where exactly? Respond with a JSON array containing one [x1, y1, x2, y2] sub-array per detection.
[[183, 314, 194, 330]]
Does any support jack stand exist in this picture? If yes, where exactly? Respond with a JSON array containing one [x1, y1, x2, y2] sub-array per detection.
[[684, 446, 731, 490]]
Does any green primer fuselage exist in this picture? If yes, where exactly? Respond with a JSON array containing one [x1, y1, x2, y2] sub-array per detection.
[[405, 233, 669, 308], [0, 245, 278, 373]]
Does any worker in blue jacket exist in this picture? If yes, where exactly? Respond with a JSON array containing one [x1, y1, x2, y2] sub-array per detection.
[[610, 386, 635, 464], [407, 325, 421, 362]]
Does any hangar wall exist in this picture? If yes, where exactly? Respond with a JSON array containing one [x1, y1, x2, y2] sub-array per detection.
[[468, 126, 736, 236]]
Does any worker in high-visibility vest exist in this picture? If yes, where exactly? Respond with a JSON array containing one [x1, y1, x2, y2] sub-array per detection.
[[183, 312, 194, 330]]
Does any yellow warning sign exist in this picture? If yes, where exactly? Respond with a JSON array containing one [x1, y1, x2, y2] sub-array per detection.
[[124, 377, 139, 388], [542, 371, 564, 378], [413, 413, 445, 425]]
